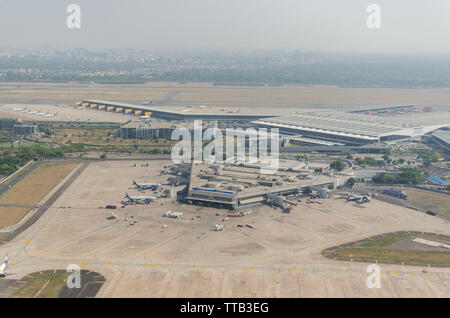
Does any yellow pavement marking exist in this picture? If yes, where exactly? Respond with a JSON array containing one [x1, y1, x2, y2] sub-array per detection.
[[24, 240, 30, 244], [340, 269, 346, 273], [49, 258, 55, 262], [164, 265, 169, 268], [148, 264, 154, 267], [41, 227, 49, 230], [39, 271, 43, 275], [25, 275, 34, 278], [8, 286, 19, 290], [216, 264, 222, 267], [427, 264, 431, 268], [291, 268, 296, 271], [299, 268, 305, 272], [81, 262, 91, 266], [348, 269, 354, 273], [154, 264, 160, 267], [94, 275, 103, 278], [53, 269, 56, 274], [357, 229, 363, 233], [333, 257, 337, 261], [250, 267, 256, 270], [391, 271, 400, 274], [201, 266, 208, 269], [60, 259, 66, 264], [104, 260, 111, 265], [242, 267, 248, 270], [337, 238, 343, 242], [410, 272, 416, 275], [193, 265, 200, 269]]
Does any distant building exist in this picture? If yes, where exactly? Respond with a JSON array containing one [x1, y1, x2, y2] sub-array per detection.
[[0, 118, 39, 135], [118, 120, 194, 139], [14, 123, 39, 135], [0, 118, 20, 130]]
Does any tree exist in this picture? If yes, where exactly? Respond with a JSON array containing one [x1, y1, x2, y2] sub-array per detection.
[[346, 177, 356, 187], [346, 154, 353, 160], [330, 159, 345, 171]]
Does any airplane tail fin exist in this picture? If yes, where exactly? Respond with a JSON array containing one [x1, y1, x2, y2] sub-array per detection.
[[125, 192, 130, 199], [133, 180, 137, 186], [4, 255, 8, 265]]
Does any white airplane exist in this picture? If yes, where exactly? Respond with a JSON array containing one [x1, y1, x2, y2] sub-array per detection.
[[44, 113, 56, 118], [133, 180, 160, 190], [125, 192, 157, 204], [106, 212, 118, 220], [0, 255, 8, 278], [346, 193, 371, 204]]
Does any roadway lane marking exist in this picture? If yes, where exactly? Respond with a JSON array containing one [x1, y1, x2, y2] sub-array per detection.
[[24, 240, 30, 244], [104, 260, 111, 265], [81, 262, 90, 266]]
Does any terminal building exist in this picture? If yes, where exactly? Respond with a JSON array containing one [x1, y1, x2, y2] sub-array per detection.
[[253, 109, 449, 146], [183, 161, 346, 210]]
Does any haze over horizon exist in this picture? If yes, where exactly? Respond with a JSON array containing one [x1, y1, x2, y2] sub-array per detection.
[[0, 0, 449, 56]]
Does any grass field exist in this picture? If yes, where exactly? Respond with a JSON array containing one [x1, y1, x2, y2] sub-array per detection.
[[13, 273, 70, 298], [360, 233, 414, 248], [0, 162, 78, 229], [333, 233, 450, 265], [2, 82, 450, 108], [334, 248, 450, 265], [404, 188, 450, 218]]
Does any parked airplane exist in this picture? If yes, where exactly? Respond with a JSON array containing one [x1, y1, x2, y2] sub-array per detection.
[[133, 180, 160, 190], [346, 192, 371, 204], [0, 255, 8, 278], [125, 192, 156, 204]]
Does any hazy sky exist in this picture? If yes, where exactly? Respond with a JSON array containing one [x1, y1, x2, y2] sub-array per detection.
[[1, 0, 449, 55]]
